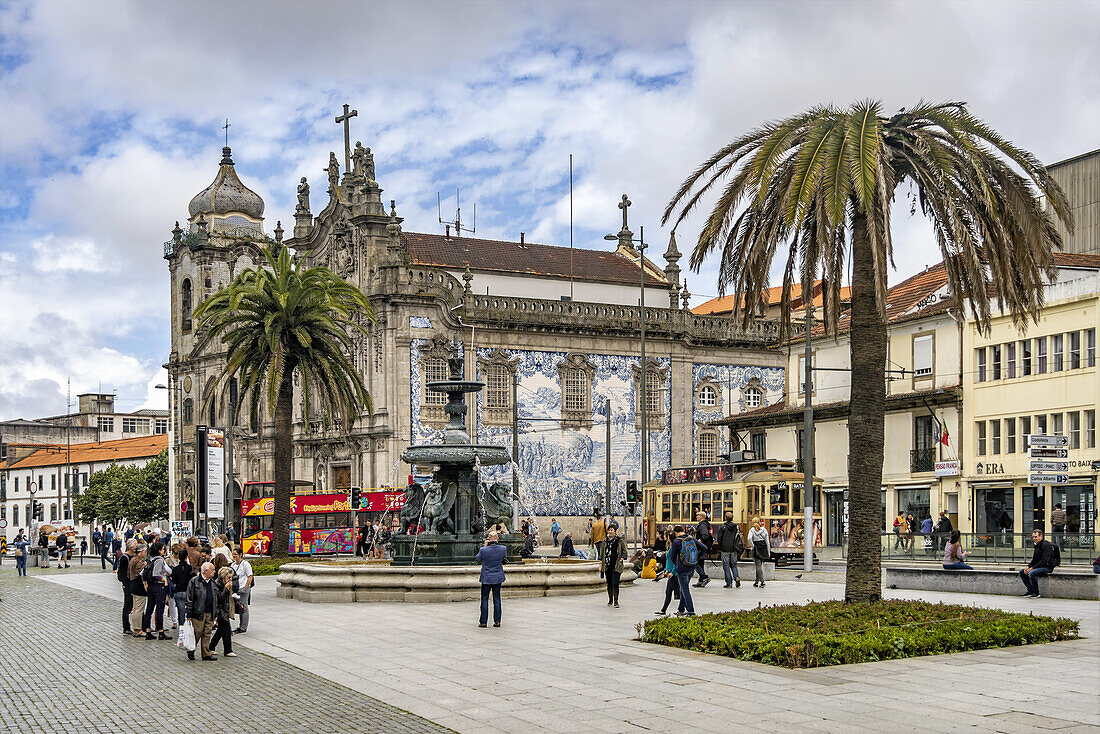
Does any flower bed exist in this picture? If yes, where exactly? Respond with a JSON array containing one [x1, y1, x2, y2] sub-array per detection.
[[638, 600, 1079, 668]]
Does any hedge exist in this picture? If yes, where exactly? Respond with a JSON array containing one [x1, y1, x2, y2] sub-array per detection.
[[638, 600, 1079, 668]]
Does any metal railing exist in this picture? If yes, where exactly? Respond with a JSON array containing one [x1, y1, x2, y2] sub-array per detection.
[[910, 447, 936, 473], [842, 531, 1100, 565]]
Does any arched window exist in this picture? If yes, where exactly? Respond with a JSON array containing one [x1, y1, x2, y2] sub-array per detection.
[[423, 359, 449, 405], [744, 386, 762, 409], [183, 398, 194, 424], [181, 278, 193, 332], [698, 385, 717, 408], [485, 363, 510, 410]]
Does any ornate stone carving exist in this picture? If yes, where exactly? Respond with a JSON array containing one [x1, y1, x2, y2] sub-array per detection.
[[477, 348, 519, 426], [296, 177, 310, 213], [557, 352, 597, 429], [632, 358, 669, 429], [399, 483, 426, 533]]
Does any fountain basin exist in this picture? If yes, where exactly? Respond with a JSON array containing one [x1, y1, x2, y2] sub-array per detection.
[[401, 444, 512, 466], [275, 560, 635, 603], [426, 380, 485, 394]]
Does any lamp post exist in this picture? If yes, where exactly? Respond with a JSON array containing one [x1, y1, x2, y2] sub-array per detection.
[[802, 304, 815, 573]]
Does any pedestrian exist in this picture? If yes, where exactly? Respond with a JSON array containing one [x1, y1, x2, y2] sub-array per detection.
[[590, 515, 607, 577], [211, 536, 232, 564], [669, 525, 703, 616], [357, 523, 372, 557], [520, 531, 536, 559], [693, 511, 713, 587], [475, 531, 507, 628], [92, 526, 102, 556], [55, 532, 70, 568], [171, 547, 194, 629], [13, 530, 30, 577], [586, 517, 594, 544], [934, 512, 953, 552], [654, 529, 680, 616], [185, 536, 202, 569], [715, 511, 745, 588], [905, 513, 916, 551], [550, 518, 561, 547], [602, 524, 626, 608], [558, 532, 576, 558], [892, 512, 906, 549], [1050, 503, 1067, 549], [1019, 529, 1059, 598], [748, 517, 770, 588], [208, 566, 239, 658], [37, 529, 50, 568], [128, 544, 149, 637], [231, 547, 253, 634], [185, 562, 219, 661], [110, 529, 122, 571], [100, 526, 113, 570], [142, 542, 171, 640], [942, 530, 973, 570], [117, 540, 135, 634], [80, 536, 88, 559]]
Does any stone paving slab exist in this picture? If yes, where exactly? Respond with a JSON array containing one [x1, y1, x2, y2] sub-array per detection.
[[30, 564, 1100, 734], [0, 568, 450, 733]]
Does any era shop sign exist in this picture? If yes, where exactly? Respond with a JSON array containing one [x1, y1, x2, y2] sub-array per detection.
[[975, 462, 1006, 475]]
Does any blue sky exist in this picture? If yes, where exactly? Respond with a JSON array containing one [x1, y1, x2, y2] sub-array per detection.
[[1, 0, 1097, 421]]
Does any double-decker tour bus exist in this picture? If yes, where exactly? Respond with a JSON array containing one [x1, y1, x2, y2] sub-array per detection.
[[240, 481, 406, 555], [642, 454, 823, 565]]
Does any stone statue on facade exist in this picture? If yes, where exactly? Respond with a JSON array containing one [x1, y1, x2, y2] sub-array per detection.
[[363, 147, 376, 185], [423, 481, 457, 534], [296, 177, 310, 213], [326, 152, 340, 195], [399, 482, 426, 534], [351, 141, 367, 180]]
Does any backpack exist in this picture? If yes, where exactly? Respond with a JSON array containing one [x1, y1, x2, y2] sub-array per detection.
[[677, 537, 699, 567], [697, 521, 713, 546], [732, 527, 745, 556], [1049, 543, 1061, 568]]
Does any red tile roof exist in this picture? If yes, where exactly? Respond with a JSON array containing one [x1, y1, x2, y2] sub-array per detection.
[[692, 281, 852, 316], [403, 232, 669, 287], [3, 435, 168, 470]]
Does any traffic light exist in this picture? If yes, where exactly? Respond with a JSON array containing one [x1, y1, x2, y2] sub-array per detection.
[[625, 480, 639, 515], [350, 487, 362, 510], [31, 500, 44, 521]]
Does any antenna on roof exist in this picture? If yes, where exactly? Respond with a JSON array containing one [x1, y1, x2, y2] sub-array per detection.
[[438, 188, 476, 236]]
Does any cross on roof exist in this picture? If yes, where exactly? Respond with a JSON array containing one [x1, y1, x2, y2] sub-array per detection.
[[223, 118, 231, 147], [618, 194, 631, 231], [335, 103, 358, 174]]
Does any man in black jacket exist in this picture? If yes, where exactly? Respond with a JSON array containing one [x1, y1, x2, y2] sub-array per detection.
[[715, 512, 745, 588], [116, 541, 134, 634], [934, 512, 953, 551], [693, 512, 712, 587], [1019, 529, 1058, 598]]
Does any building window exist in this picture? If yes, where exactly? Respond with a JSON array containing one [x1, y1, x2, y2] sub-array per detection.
[[51, 474, 56, 491], [1068, 331, 1081, 370], [1006, 342, 1016, 379], [750, 431, 767, 459], [976, 421, 986, 456], [1020, 415, 1031, 449], [1052, 412, 1063, 436], [975, 486, 1014, 536], [698, 431, 719, 464], [1035, 414, 1047, 435], [559, 353, 597, 429], [155, 418, 168, 434], [644, 371, 662, 415], [1036, 337, 1047, 374], [50, 503, 58, 522], [182, 278, 193, 332], [478, 350, 519, 427], [976, 348, 986, 382], [422, 359, 448, 406], [12, 505, 18, 525], [1053, 334, 1063, 372], [991, 344, 1002, 380], [698, 385, 717, 408], [14, 477, 18, 492], [1086, 410, 1096, 449], [913, 334, 933, 378], [485, 364, 510, 410], [1005, 418, 1016, 453], [743, 386, 762, 409], [183, 399, 193, 425], [1068, 411, 1080, 449], [1087, 328, 1096, 368], [122, 417, 147, 433], [1020, 340, 1032, 376], [563, 369, 587, 412], [98, 416, 114, 432], [991, 420, 1001, 454]]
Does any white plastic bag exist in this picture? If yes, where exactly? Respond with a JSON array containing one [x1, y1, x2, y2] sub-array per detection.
[[178, 619, 196, 652]]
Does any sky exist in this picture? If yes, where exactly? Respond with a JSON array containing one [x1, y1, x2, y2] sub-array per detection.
[[1, 0, 1097, 421]]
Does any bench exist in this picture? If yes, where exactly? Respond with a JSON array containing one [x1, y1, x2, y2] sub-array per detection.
[[883, 566, 1099, 601]]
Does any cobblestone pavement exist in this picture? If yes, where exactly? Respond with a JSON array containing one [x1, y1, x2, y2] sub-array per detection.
[[0, 569, 451, 734]]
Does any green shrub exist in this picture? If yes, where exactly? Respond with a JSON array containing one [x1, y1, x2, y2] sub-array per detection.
[[249, 558, 297, 576], [638, 600, 1079, 668]]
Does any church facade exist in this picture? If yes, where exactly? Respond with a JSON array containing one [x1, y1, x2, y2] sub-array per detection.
[[163, 127, 784, 527]]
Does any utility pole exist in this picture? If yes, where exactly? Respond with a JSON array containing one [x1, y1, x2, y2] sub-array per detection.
[[511, 372, 520, 533], [802, 303, 815, 573], [227, 377, 237, 543], [639, 229, 648, 498], [605, 397, 611, 517]]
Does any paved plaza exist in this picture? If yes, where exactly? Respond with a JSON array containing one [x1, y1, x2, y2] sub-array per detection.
[[3, 563, 1098, 734]]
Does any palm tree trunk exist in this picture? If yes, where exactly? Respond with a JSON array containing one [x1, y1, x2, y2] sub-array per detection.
[[270, 375, 294, 559], [844, 211, 885, 603]]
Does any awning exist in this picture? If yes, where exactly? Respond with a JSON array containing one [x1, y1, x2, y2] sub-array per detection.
[[969, 481, 1015, 489]]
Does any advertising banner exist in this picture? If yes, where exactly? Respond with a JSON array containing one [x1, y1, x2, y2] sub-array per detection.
[[205, 428, 225, 519], [170, 520, 193, 538], [661, 464, 736, 485], [363, 491, 407, 512]]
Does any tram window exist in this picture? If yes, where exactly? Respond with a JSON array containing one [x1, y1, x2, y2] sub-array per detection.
[[770, 485, 789, 516], [661, 494, 671, 522], [793, 489, 802, 514]]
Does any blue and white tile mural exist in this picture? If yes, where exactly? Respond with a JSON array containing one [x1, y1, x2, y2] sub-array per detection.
[[691, 363, 785, 461], [410, 340, 783, 516]]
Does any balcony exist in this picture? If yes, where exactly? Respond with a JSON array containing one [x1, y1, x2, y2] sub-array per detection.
[[910, 447, 936, 473]]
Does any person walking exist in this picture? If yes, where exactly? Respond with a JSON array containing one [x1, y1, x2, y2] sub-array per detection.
[[590, 515, 607, 577], [669, 526, 702, 616], [693, 511, 713, 587], [55, 532, 70, 568], [211, 536, 232, 564], [100, 527, 112, 570], [550, 518, 561, 547], [942, 530, 973, 570], [231, 547, 253, 634], [1050, 503, 1067, 549], [185, 536, 202, 569], [13, 530, 30, 577], [602, 524, 626, 608], [110, 529, 122, 571], [116, 540, 135, 634], [715, 511, 745, 588], [654, 529, 680, 616], [79, 536, 88, 560], [356, 523, 372, 557], [92, 526, 102, 557], [142, 542, 171, 640], [185, 562, 219, 661], [475, 531, 507, 628], [128, 544, 149, 637], [170, 547, 194, 629], [905, 513, 916, 551], [748, 517, 770, 588], [1019, 529, 1059, 598], [208, 567, 239, 658], [892, 512, 906, 550]]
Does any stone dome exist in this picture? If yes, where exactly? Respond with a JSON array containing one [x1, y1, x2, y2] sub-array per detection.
[[188, 147, 265, 220]]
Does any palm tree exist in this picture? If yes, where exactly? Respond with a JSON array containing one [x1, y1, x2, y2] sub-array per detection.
[[664, 100, 1072, 603], [194, 245, 374, 558]]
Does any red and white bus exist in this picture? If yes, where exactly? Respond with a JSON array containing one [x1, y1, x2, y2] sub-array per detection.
[[240, 481, 405, 555]]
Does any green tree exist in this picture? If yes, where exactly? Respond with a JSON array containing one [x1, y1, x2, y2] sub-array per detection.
[[194, 245, 374, 557], [74, 462, 144, 530], [664, 100, 1071, 603], [131, 450, 170, 523]]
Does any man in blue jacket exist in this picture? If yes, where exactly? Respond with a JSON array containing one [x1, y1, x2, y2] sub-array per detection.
[[476, 531, 507, 628], [669, 526, 704, 616]]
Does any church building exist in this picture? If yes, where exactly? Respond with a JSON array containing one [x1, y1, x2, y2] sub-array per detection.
[[163, 117, 784, 529]]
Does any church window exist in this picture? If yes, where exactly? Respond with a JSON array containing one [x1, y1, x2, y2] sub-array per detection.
[[209, 400, 217, 427], [633, 361, 668, 430], [698, 385, 717, 408], [645, 371, 662, 415], [423, 359, 448, 406], [563, 369, 588, 412], [698, 431, 719, 464], [744, 386, 762, 409], [486, 364, 510, 410], [183, 399, 194, 425], [181, 279, 193, 332], [479, 349, 519, 426], [557, 353, 596, 429]]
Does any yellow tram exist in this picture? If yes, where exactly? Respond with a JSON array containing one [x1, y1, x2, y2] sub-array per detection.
[[642, 458, 823, 563]]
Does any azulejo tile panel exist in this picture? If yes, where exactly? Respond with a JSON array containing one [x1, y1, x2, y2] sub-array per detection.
[[691, 363, 785, 462]]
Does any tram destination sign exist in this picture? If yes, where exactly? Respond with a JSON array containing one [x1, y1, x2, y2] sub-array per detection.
[[1028, 460, 1069, 473], [1027, 434, 1068, 447], [1028, 447, 1068, 459], [1027, 473, 1069, 485]]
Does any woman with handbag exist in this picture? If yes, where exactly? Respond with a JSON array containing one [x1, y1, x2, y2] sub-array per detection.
[[748, 517, 770, 588], [141, 542, 171, 640], [602, 524, 627, 608], [128, 544, 148, 637], [208, 566, 239, 658], [170, 546, 194, 629], [13, 530, 29, 577]]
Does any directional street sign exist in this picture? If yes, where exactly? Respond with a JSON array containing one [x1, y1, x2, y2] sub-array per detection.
[[1028, 473, 1069, 485], [1028, 460, 1070, 473], [1028, 447, 1068, 459], [1027, 434, 1068, 447]]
